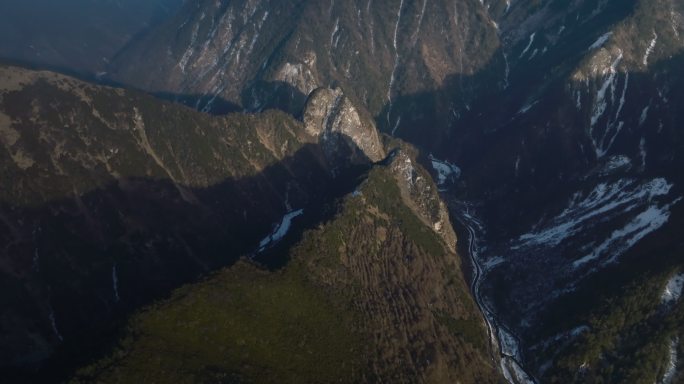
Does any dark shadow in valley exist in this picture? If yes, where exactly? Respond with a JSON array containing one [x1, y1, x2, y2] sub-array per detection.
[[152, 91, 243, 114], [375, 0, 677, 241], [0, 57, 245, 117], [241, 80, 309, 118], [370, 4, 684, 377], [0, 140, 374, 383]]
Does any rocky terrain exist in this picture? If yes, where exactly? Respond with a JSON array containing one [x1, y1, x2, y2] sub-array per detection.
[[71, 145, 498, 384], [0, 64, 401, 380], [0, 61, 496, 383], [1, 0, 684, 383]]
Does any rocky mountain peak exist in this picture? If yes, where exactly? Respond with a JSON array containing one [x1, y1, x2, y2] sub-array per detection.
[[303, 86, 385, 164], [387, 147, 457, 253]]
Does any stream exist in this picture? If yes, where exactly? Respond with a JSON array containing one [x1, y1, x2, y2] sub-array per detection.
[[453, 201, 536, 384]]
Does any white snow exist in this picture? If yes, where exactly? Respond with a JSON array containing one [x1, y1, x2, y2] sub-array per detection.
[[331, 18, 340, 48], [178, 23, 200, 73], [599, 155, 631, 176], [499, 327, 520, 358], [613, 72, 628, 123], [518, 100, 539, 114], [539, 325, 591, 352], [386, 0, 406, 131], [662, 273, 684, 303], [483, 256, 506, 271], [573, 203, 674, 268], [558, 25, 566, 36], [258, 209, 304, 252], [589, 51, 624, 157], [498, 327, 535, 384], [588, 32, 613, 51], [639, 137, 647, 170], [458, 203, 534, 384], [519, 33, 536, 59], [398, 156, 417, 185], [515, 178, 673, 252], [570, 325, 590, 337], [643, 31, 658, 66], [501, 357, 535, 384], [529, 48, 539, 60], [391, 116, 402, 136], [247, 11, 270, 53], [639, 105, 650, 126], [112, 265, 120, 302], [429, 154, 461, 187], [412, 0, 428, 42], [660, 338, 679, 384]]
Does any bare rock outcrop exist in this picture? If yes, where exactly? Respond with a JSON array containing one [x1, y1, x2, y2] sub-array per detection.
[[303, 87, 385, 165], [388, 147, 458, 253]]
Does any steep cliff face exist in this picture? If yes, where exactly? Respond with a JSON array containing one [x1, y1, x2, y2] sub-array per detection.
[[387, 146, 457, 253], [0, 64, 489, 383], [439, 0, 684, 381], [0, 65, 385, 375], [303, 87, 385, 165], [4, 0, 684, 382], [73, 153, 498, 384], [109, 0, 501, 142]]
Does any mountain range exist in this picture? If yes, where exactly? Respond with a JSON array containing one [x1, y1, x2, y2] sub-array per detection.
[[1, 0, 683, 383]]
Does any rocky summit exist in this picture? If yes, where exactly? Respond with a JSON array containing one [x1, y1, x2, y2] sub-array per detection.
[[1, 1, 684, 383]]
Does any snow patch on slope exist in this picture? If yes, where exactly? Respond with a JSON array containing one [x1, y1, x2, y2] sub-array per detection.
[[599, 155, 631, 176], [515, 178, 671, 251], [588, 32, 612, 51], [518, 100, 539, 115], [386, 0, 406, 131], [258, 209, 304, 252], [589, 51, 626, 157], [662, 273, 684, 303], [429, 154, 461, 189], [643, 31, 658, 66], [519, 33, 536, 59], [639, 105, 650, 126], [509, 177, 679, 275], [572, 202, 674, 268], [660, 338, 679, 384]]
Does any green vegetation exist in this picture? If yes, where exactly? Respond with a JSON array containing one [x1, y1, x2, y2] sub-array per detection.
[[540, 267, 684, 383], [362, 167, 446, 257], [0, 70, 310, 206], [72, 262, 365, 384], [433, 310, 487, 351], [71, 163, 496, 383]]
